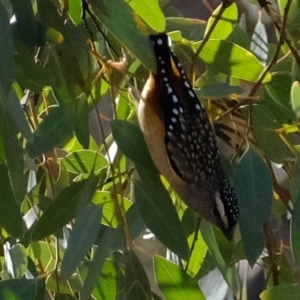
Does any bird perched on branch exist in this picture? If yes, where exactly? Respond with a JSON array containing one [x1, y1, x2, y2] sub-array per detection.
[[137, 33, 239, 240]]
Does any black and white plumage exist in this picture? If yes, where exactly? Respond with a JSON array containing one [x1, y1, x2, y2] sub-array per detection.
[[137, 33, 239, 239]]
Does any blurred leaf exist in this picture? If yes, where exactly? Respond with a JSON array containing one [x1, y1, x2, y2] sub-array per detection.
[[244, 105, 291, 163], [92, 191, 132, 227], [166, 18, 206, 41], [185, 232, 207, 277], [61, 203, 102, 280], [265, 73, 293, 116], [68, 0, 83, 25], [10, 0, 38, 51], [1, 113, 27, 204], [14, 45, 56, 93], [91, 258, 118, 300], [80, 227, 117, 300], [290, 164, 300, 262], [28, 241, 57, 272], [111, 120, 157, 171], [134, 170, 189, 260], [260, 284, 300, 300], [75, 97, 90, 149], [196, 83, 244, 99], [0, 2, 14, 92], [124, 250, 152, 300], [200, 220, 240, 295], [38, 0, 91, 93], [128, 0, 165, 32], [0, 164, 24, 237], [0, 278, 45, 300], [291, 180, 300, 262], [0, 87, 33, 143], [205, 3, 237, 40], [5, 244, 27, 279], [250, 20, 268, 66], [32, 176, 98, 240], [154, 256, 205, 299], [26, 107, 77, 158], [234, 148, 273, 266], [87, 0, 156, 72], [61, 150, 108, 174], [291, 81, 300, 118], [195, 40, 271, 83]]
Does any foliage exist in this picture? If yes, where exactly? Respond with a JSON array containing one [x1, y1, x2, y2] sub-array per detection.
[[0, 0, 300, 299]]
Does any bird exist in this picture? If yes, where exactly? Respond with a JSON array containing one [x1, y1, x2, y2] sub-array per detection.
[[137, 33, 239, 240]]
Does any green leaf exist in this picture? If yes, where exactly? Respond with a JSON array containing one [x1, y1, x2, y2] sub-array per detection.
[[291, 81, 300, 118], [260, 284, 300, 300], [10, 0, 38, 51], [265, 73, 293, 116], [291, 180, 300, 262], [111, 120, 157, 171], [127, 0, 165, 32], [194, 40, 271, 83], [134, 170, 189, 260], [0, 278, 45, 300], [233, 148, 273, 266], [0, 164, 24, 238], [205, 3, 238, 40], [38, 0, 91, 93], [154, 256, 205, 300], [290, 165, 300, 263], [4, 244, 28, 279], [87, 0, 156, 72], [26, 107, 77, 158], [75, 97, 90, 149], [166, 18, 206, 41], [61, 150, 108, 174], [14, 45, 56, 93], [195, 83, 244, 99], [244, 105, 291, 163], [0, 2, 14, 92], [68, 0, 83, 25], [185, 232, 207, 277], [80, 227, 116, 300], [61, 203, 102, 281], [1, 113, 27, 204], [200, 220, 240, 295], [0, 87, 33, 143], [32, 176, 98, 240], [124, 250, 152, 300], [91, 258, 118, 300], [92, 191, 132, 227]]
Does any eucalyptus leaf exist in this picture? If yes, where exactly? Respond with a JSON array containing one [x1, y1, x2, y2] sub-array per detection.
[[234, 148, 273, 266]]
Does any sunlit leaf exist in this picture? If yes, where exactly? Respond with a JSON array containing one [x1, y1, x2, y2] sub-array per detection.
[[61, 150, 108, 174], [92, 191, 132, 227], [194, 40, 271, 83], [260, 284, 300, 300], [87, 0, 156, 72], [127, 0, 165, 32], [154, 256, 205, 299], [205, 3, 237, 40], [291, 81, 300, 119]]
